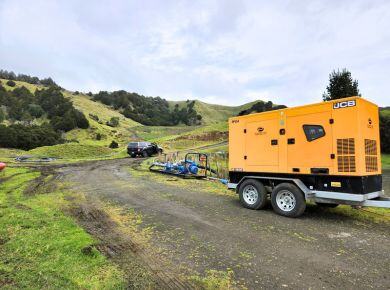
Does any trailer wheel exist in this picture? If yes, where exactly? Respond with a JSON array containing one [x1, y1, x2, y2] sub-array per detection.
[[271, 183, 306, 217], [239, 179, 268, 210], [315, 202, 339, 208]]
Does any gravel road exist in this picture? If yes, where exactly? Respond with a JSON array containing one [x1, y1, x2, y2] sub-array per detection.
[[57, 158, 389, 289]]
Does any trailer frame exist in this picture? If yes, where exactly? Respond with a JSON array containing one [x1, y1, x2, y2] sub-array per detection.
[[228, 176, 390, 208]]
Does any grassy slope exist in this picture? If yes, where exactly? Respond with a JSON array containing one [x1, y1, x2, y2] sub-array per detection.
[[0, 79, 250, 160], [169, 100, 256, 124], [380, 107, 390, 117], [0, 80, 141, 160], [0, 167, 125, 288]]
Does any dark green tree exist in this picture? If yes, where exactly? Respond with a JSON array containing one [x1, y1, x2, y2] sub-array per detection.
[[323, 69, 360, 101], [380, 114, 390, 153], [0, 108, 5, 123], [27, 104, 44, 118]]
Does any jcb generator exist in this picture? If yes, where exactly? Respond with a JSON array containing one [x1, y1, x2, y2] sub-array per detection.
[[228, 96, 390, 217]]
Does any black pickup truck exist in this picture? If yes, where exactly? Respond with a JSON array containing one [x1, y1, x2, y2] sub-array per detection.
[[127, 142, 163, 157]]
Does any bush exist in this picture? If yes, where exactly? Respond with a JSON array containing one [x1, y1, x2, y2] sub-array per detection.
[[96, 133, 102, 140], [0, 124, 62, 150], [6, 80, 16, 87], [109, 140, 119, 149], [27, 104, 44, 118], [106, 117, 119, 127], [74, 109, 89, 129]]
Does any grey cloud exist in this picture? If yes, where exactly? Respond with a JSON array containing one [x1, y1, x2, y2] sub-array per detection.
[[0, 0, 389, 106]]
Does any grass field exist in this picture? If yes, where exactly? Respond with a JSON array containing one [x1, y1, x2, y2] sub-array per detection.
[[382, 154, 390, 169], [0, 167, 125, 288]]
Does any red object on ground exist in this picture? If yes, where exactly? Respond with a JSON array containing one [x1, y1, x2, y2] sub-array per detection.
[[0, 162, 6, 171]]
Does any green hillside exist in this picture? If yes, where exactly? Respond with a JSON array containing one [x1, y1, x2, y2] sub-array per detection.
[[0, 78, 258, 160], [169, 100, 257, 124], [380, 107, 390, 117], [0, 79, 140, 148]]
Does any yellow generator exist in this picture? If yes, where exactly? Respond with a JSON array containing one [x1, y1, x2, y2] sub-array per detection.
[[228, 96, 389, 217]]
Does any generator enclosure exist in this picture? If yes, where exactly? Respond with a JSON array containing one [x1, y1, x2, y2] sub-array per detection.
[[229, 97, 382, 194]]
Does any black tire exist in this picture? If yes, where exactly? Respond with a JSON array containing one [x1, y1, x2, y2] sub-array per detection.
[[271, 183, 306, 218], [238, 179, 268, 210], [142, 150, 149, 158], [315, 202, 339, 208], [130, 153, 136, 158]]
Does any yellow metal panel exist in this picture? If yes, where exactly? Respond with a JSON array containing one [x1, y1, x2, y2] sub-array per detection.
[[228, 117, 245, 171], [245, 118, 279, 168], [228, 96, 381, 177], [286, 110, 333, 174]]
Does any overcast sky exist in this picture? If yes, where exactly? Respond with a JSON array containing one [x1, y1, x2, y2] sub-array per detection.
[[0, 0, 389, 106]]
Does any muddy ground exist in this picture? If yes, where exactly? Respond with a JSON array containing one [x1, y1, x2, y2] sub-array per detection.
[[49, 158, 389, 289]]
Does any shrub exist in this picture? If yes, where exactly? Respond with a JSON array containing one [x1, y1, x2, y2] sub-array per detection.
[[106, 117, 119, 127], [27, 104, 44, 118], [109, 140, 119, 149], [89, 113, 99, 122], [96, 133, 102, 140], [0, 124, 62, 150], [74, 109, 89, 129], [0, 108, 4, 122], [6, 80, 16, 87]]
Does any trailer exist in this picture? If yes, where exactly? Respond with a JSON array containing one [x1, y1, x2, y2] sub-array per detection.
[[228, 96, 390, 217]]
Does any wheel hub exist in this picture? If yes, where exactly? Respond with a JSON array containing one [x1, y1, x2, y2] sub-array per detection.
[[276, 190, 296, 212], [243, 185, 258, 205]]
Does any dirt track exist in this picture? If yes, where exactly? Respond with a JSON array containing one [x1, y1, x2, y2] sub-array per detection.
[[56, 158, 389, 289]]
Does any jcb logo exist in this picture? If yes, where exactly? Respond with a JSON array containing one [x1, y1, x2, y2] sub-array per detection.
[[333, 100, 356, 109]]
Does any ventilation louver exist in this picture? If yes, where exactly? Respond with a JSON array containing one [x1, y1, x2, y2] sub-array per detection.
[[365, 139, 378, 172], [337, 138, 356, 172]]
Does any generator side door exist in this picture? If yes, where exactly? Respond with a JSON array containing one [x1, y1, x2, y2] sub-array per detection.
[[245, 118, 279, 172], [286, 109, 333, 174]]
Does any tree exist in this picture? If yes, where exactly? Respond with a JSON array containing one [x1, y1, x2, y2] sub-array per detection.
[[323, 69, 360, 101], [380, 114, 390, 153], [0, 108, 4, 123], [73, 109, 89, 129], [40, 77, 57, 87], [6, 80, 16, 87], [27, 104, 44, 118]]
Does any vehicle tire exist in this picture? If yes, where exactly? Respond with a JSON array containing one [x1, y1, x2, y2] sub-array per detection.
[[271, 183, 306, 218], [238, 179, 268, 210], [142, 151, 149, 158], [315, 202, 339, 208], [130, 153, 136, 158]]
